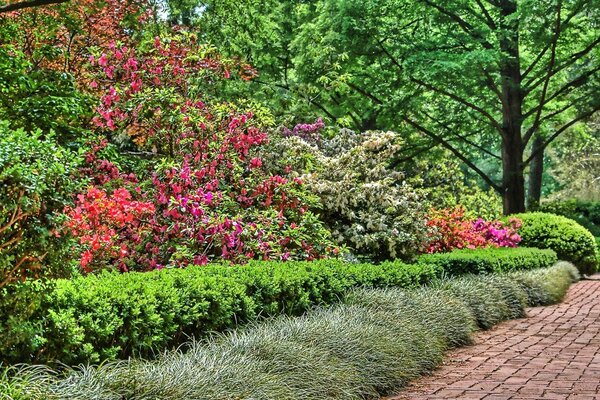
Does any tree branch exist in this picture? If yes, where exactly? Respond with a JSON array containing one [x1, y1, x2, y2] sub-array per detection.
[[411, 77, 503, 132], [346, 82, 383, 105], [524, 105, 600, 166], [474, 0, 497, 29], [522, 0, 592, 82], [421, 109, 501, 160], [523, 64, 600, 117], [254, 79, 338, 122], [421, 0, 494, 50], [523, 1, 562, 146], [524, 35, 600, 93], [0, 0, 68, 13], [403, 116, 502, 192]]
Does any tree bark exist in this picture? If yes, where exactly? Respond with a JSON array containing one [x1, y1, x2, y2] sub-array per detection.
[[499, 0, 526, 215], [501, 134, 526, 214], [0, 0, 68, 13], [527, 134, 544, 209]]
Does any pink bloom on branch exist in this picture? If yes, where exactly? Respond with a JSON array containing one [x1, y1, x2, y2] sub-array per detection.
[[98, 53, 108, 67], [249, 157, 262, 169]]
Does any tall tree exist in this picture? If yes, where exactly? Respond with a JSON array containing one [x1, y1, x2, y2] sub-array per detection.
[[196, 0, 600, 214]]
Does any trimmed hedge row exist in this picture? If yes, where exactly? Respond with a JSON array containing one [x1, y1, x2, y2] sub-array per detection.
[[512, 212, 599, 276], [6, 263, 579, 400], [1, 260, 437, 365], [417, 247, 558, 276], [2, 247, 558, 365]]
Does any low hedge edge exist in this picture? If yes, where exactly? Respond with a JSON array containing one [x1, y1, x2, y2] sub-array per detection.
[[1, 247, 558, 365]]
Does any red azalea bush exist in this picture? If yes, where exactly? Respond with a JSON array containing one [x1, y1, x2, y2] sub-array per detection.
[[426, 206, 521, 253], [64, 187, 155, 273], [63, 34, 334, 272]]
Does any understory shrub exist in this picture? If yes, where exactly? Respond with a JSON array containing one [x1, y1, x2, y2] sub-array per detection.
[[512, 212, 599, 275], [1, 247, 558, 365], [262, 125, 429, 261], [5, 263, 579, 400], [426, 207, 521, 253], [417, 247, 558, 276], [0, 124, 82, 366], [64, 35, 335, 273]]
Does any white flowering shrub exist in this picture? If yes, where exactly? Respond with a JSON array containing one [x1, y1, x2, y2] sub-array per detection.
[[262, 127, 428, 261]]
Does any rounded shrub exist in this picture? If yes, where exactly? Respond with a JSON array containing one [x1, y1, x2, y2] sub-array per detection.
[[512, 212, 599, 276]]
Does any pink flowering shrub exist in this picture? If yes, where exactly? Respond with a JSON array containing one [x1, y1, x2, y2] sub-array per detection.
[[426, 207, 521, 253], [63, 34, 335, 272]]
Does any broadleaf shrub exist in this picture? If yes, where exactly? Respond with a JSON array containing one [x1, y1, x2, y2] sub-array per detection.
[[417, 247, 558, 276], [2, 259, 437, 364], [537, 199, 600, 237], [63, 36, 336, 271], [0, 246, 557, 365], [262, 126, 429, 261], [0, 124, 82, 364], [512, 212, 599, 275], [426, 206, 521, 253]]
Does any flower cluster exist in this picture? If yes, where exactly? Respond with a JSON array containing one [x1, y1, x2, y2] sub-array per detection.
[[64, 187, 155, 272], [63, 38, 335, 271], [282, 118, 325, 144], [88, 34, 256, 151], [472, 217, 522, 248], [426, 207, 521, 253], [65, 117, 336, 271]]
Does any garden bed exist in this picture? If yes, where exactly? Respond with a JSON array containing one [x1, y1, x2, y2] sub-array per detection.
[[2, 262, 579, 400]]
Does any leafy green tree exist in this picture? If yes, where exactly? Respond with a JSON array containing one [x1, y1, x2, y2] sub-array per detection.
[[195, 0, 600, 214]]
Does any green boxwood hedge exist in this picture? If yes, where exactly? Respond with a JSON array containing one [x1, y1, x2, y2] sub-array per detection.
[[511, 212, 599, 276], [417, 247, 557, 276], [0, 247, 559, 365], [1, 260, 437, 365], [5, 263, 579, 400]]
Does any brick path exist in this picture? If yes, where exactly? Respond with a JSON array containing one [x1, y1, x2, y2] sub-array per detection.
[[390, 278, 600, 400]]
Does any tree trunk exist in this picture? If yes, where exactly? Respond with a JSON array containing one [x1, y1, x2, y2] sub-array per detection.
[[527, 135, 544, 209], [499, 0, 526, 215], [502, 135, 526, 214]]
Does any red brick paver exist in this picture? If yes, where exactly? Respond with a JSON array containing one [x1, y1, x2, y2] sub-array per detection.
[[390, 278, 600, 400]]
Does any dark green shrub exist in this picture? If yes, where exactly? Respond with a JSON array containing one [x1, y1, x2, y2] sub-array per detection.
[[3, 260, 438, 365], [0, 124, 84, 364], [9, 263, 578, 400], [538, 200, 600, 237], [2, 247, 561, 365], [512, 212, 599, 275], [417, 247, 557, 276]]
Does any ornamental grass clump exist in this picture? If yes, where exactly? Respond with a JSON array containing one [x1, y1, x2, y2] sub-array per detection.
[[508, 261, 579, 306]]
